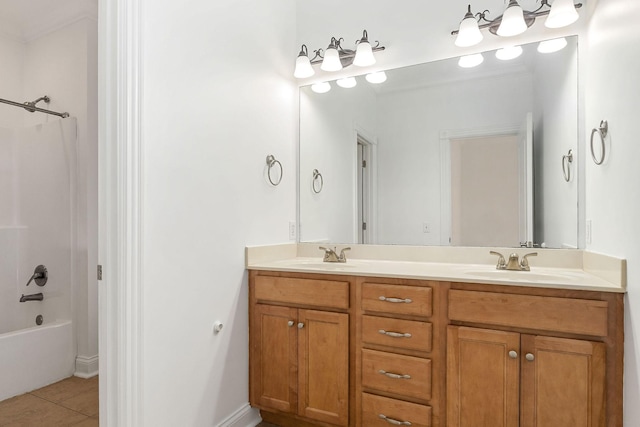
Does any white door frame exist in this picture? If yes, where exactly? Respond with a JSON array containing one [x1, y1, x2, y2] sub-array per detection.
[[352, 124, 378, 244], [98, 0, 144, 425]]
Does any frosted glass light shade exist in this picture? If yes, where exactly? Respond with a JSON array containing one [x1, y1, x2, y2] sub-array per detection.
[[458, 53, 484, 68], [321, 48, 342, 72], [365, 71, 387, 84], [311, 82, 331, 93], [537, 37, 568, 53], [545, 0, 579, 28], [496, 45, 523, 60], [336, 77, 357, 88], [294, 55, 314, 78], [456, 16, 484, 47], [497, 1, 527, 37], [353, 42, 376, 67]]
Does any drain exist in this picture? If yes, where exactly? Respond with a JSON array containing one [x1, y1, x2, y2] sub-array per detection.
[[36, 315, 43, 325]]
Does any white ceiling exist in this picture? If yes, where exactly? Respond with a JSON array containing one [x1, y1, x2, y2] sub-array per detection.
[[0, 0, 97, 41]]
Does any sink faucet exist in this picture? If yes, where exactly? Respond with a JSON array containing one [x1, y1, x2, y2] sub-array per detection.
[[319, 246, 351, 263], [490, 251, 538, 271], [20, 293, 44, 302]]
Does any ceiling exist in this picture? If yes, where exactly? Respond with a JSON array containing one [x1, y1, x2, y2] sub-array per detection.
[[0, 0, 97, 41]]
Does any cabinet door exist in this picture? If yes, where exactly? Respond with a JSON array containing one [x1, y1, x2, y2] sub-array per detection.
[[298, 309, 349, 426], [447, 326, 520, 427], [521, 335, 606, 427], [250, 304, 298, 413]]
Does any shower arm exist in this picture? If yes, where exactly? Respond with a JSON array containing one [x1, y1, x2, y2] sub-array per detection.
[[0, 96, 69, 118]]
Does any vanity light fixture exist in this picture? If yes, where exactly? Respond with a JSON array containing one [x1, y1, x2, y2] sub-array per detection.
[[365, 71, 387, 84], [452, 0, 582, 47], [458, 53, 484, 68], [336, 77, 357, 88], [537, 37, 568, 53], [311, 82, 331, 94], [495, 45, 523, 60], [294, 30, 385, 78]]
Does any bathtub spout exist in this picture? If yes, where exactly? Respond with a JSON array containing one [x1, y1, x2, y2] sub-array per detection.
[[20, 293, 43, 302]]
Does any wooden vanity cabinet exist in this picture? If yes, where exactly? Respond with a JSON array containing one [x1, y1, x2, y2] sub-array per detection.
[[249, 272, 353, 427]]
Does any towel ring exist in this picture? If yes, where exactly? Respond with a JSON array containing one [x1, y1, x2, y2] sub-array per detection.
[[312, 169, 324, 193], [266, 155, 283, 186], [590, 120, 608, 165], [561, 149, 573, 182]]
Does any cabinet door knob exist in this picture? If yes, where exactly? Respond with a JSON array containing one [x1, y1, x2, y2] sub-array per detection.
[[297, 322, 305, 329], [525, 353, 535, 361], [508, 350, 518, 359], [287, 320, 295, 327]]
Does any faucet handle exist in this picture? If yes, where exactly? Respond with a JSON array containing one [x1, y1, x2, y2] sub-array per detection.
[[489, 251, 507, 269], [520, 252, 538, 271], [338, 247, 351, 262]]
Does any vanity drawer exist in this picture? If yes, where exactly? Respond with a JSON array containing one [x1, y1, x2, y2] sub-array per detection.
[[254, 276, 349, 309], [362, 283, 432, 317], [449, 289, 609, 336], [362, 393, 431, 427], [362, 315, 432, 352], [362, 349, 431, 400]]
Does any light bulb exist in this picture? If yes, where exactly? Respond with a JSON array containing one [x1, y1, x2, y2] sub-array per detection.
[[321, 38, 343, 72], [495, 45, 523, 60], [458, 53, 484, 68], [336, 77, 357, 88], [365, 71, 387, 84], [497, 0, 527, 37], [353, 30, 376, 67], [311, 82, 331, 93], [455, 6, 483, 47], [537, 37, 568, 53], [294, 45, 315, 79], [545, 0, 579, 28]]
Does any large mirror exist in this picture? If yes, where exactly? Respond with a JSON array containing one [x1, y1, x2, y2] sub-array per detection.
[[299, 36, 578, 249]]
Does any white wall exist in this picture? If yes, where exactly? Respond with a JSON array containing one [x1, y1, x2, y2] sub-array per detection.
[[140, 0, 296, 425], [584, 0, 640, 423]]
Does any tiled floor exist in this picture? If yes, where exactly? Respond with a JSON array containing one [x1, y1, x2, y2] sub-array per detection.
[[0, 376, 98, 426]]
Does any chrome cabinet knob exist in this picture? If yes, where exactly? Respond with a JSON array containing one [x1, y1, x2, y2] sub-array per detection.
[[508, 350, 518, 359], [525, 353, 535, 362], [297, 322, 305, 329], [287, 320, 294, 327]]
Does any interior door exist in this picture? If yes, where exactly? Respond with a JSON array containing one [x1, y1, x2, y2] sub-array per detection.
[[518, 112, 534, 245]]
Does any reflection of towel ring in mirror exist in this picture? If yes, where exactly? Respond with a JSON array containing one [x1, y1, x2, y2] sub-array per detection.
[[590, 120, 608, 165], [562, 149, 573, 182], [266, 155, 283, 186], [312, 169, 323, 193]]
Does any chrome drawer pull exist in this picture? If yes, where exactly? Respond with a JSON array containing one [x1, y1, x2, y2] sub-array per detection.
[[379, 414, 412, 426], [378, 329, 412, 338], [379, 369, 411, 380], [379, 296, 413, 304]]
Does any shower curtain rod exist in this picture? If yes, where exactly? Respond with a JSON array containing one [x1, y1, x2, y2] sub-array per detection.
[[0, 96, 69, 118]]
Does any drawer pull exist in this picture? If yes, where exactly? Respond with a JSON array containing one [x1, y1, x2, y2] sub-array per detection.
[[378, 329, 412, 338], [378, 369, 411, 380], [379, 414, 412, 426], [379, 296, 413, 304]]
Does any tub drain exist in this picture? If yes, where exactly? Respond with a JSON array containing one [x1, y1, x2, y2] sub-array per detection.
[[36, 315, 43, 325]]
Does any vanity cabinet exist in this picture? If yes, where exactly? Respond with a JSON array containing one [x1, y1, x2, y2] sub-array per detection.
[[249, 272, 353, 427]]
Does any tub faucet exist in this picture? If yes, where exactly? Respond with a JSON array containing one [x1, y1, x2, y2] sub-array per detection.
[[319, 246, 351, 263], [20, 293, 43, 302]]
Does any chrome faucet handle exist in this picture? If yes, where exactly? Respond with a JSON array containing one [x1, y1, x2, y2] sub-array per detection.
[[489, 251, 507, 269], [319, 246, 339, 262], [520, 252, 538, 271], [338, 247, 351, 263]]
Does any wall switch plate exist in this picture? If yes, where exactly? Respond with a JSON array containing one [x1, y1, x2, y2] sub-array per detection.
[[289, 221, 296, 240], [586, 219, 592, 244], [422, 223, 431, 233]]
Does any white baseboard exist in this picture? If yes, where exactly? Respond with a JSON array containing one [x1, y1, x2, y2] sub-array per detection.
[[74, 354, 99, 378], [217, 403, 261, 427]]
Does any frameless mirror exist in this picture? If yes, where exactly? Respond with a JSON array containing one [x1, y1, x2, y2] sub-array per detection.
[[299, 36, 578, 249]]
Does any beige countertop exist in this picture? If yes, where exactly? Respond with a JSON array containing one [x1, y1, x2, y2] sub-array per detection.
[[246, 243, 627, 293]]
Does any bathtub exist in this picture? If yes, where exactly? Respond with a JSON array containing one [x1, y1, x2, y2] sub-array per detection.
[[0, 319, 75, 401]]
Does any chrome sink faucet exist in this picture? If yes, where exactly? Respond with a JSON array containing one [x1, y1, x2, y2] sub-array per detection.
[[490, 251, 538, 271], [319, 246, 351, 263]]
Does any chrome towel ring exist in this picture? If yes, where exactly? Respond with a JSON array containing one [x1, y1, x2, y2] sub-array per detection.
[[266, 155, 283, 186], [590, 120, 608, 165], [312, 169, 324, 193], [562, 149, 573, 182]]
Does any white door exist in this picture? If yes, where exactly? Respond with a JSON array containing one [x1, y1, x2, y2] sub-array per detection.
[[518, 112, 534, 245]]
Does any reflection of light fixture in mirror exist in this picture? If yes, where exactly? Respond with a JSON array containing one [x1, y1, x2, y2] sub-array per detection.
[[545, 0, 579, 28], [365, 71, 387, 84], [294, 30, 386, 78], [458, 53, 484, 68], [294, 45, 315, 78], [336, 77, 357, 88], [455, 5, 484, 47], [311, 82, 331, 93], [451, 1, 582, 46], [537, 37, 568, 53], [496, 45, 523, 60]]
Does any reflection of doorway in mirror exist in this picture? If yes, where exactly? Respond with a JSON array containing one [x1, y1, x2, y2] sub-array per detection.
[[450, 134, 521, 247], [357, 136, 373, 244]]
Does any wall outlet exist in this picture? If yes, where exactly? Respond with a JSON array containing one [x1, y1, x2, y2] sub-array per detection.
[[422, 223, 431, 233], [586, 219, 592, 244], [289, 221, 296, 240]]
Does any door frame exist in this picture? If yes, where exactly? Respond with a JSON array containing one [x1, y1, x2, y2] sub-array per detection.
[[352, 124, 377, 244]]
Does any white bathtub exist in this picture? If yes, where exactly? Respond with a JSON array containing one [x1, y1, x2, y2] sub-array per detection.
[[0, 319, 75, 401]]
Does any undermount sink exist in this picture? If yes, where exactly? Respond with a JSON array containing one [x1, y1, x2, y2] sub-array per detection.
[[464, 269, 584, 283]]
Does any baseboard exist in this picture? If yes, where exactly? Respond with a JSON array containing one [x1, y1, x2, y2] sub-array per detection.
[[74, 354, 99, 378], [217, 403, 261, 427]]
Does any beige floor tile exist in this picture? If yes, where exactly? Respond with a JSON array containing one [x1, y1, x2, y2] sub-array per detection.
[[0, 393, 88, 426], [58, 389, 99, 417], [30, 376, 98, 404]]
